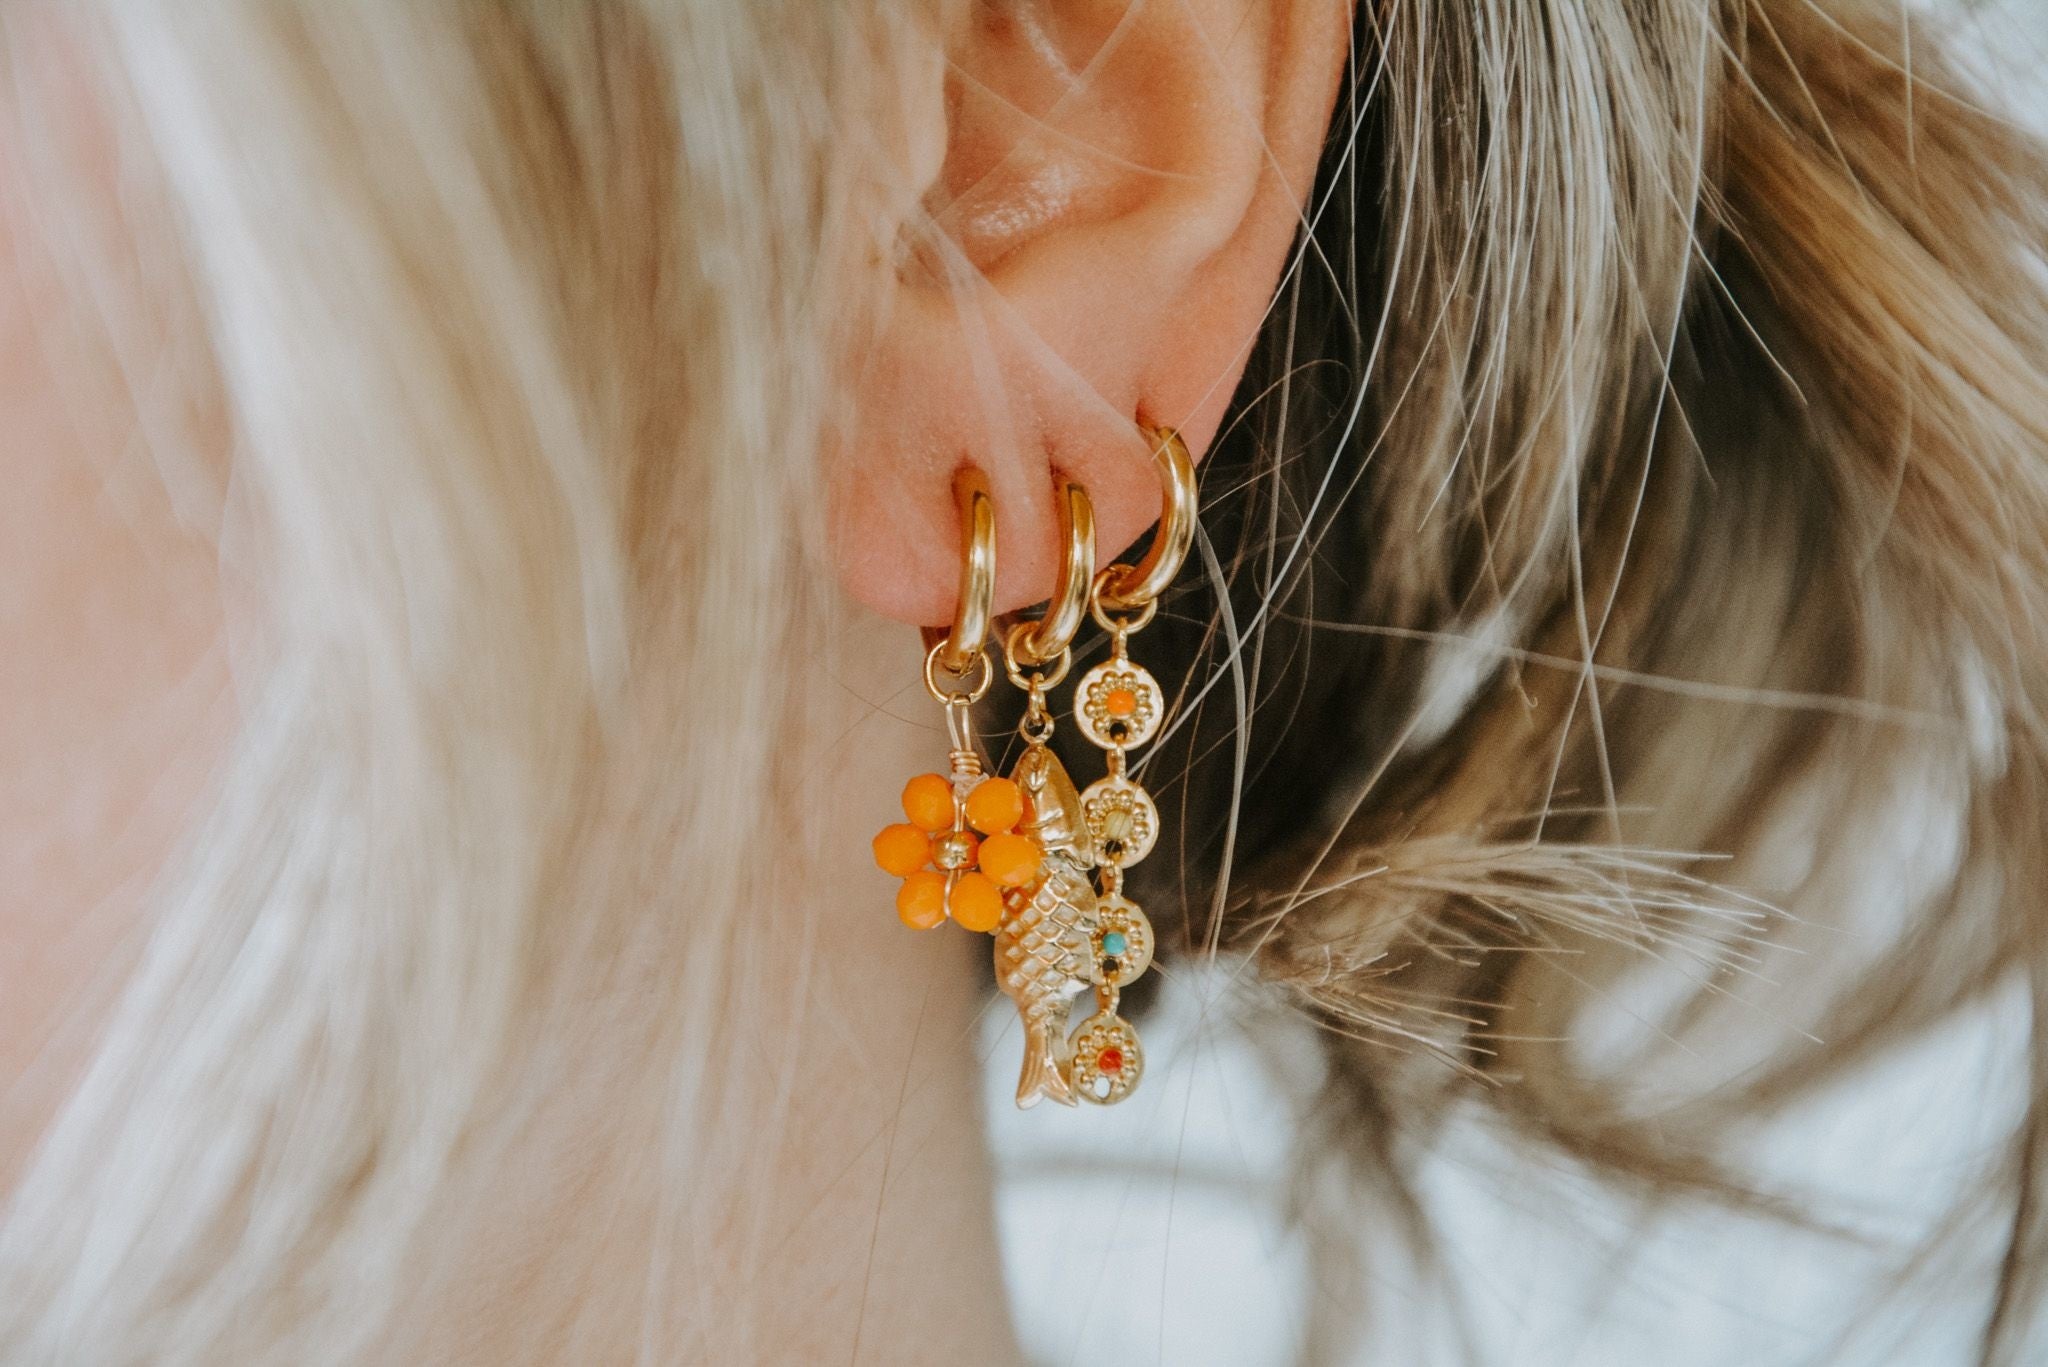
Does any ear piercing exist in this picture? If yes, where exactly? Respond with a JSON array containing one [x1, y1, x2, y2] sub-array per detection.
[[871, 422, 1197, 1109]]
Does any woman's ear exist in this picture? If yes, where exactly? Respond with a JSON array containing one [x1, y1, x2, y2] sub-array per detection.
[[834, 0, 1351, 625]]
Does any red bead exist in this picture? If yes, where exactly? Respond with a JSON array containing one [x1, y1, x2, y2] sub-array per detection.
[[1097, 1047, 1124, 1074]]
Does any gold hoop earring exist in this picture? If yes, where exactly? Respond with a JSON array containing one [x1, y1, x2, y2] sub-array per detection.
[[1094, 424, 1196, 612], [1003, 478, 1095, 669], [921, 467, 997, 676], [874, 468, 1045, 936]]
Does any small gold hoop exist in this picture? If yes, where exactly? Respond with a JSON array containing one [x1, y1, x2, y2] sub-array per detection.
[[1089, 567, 1159, 636], [1002, 621, 1072, 692], [1007, 479, 1095, 668], [924, 639, 993, 705], [920, 466, 996, 675], [1096, 423, 1196, 612]]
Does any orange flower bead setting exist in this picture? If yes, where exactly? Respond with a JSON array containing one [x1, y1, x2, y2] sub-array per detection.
[[874, 769, 1043, 933], [933, 830, 980, 872]]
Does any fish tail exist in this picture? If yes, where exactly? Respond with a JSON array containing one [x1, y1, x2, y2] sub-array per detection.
[[1015, 1018, 1076, 1108]]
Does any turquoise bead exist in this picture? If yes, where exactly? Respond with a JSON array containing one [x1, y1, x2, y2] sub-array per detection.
[[1101, 930, 1129, 957]]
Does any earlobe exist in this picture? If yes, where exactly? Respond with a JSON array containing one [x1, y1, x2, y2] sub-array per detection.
[[834, 0, 1351, 628]]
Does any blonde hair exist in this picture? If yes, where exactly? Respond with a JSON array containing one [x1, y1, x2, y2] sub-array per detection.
[[2, 0, 2045, 1362], [1149, 1, 2048, 1359], [1, 3, 939, 1359]]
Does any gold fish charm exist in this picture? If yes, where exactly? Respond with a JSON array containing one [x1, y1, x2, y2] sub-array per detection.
[[998, 745, 1100, 1107]]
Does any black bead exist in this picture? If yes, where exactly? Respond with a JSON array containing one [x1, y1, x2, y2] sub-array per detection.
[[1101, 957, 1121, 978]]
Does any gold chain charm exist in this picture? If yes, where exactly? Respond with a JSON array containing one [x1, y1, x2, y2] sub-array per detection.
[[1063, 424, 1194, 1104], [1065, 579, 1163, 1104]]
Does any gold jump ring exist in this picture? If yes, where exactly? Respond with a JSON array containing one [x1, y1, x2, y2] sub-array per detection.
[[1002, 621, 1072, 692], [924, 638, 993, 705], [1089, 567, 1159, 636]]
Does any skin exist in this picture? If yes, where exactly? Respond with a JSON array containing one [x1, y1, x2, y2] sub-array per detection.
[[0, 1, 1349, 1358], [382, 635, 1025, 1364]]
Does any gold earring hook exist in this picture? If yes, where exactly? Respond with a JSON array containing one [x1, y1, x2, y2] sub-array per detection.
[[1096, 423, 1196, 612], [920, 466, 996, 677], [1006, 478, 1095, 668]]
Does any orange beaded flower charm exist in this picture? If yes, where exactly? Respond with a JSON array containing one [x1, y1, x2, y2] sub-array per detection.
[[873, 769, 1043, 934]]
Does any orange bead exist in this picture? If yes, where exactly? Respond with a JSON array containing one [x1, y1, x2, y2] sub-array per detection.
[[872, 823, 931, 878], [1105, 688, 1139, 718], [901, 773, 956, 832], [948, 872, 1004, 933], [964, 776, 1025, 835], [978, 832, 1043, 889], [896, 870, 948, 930]]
